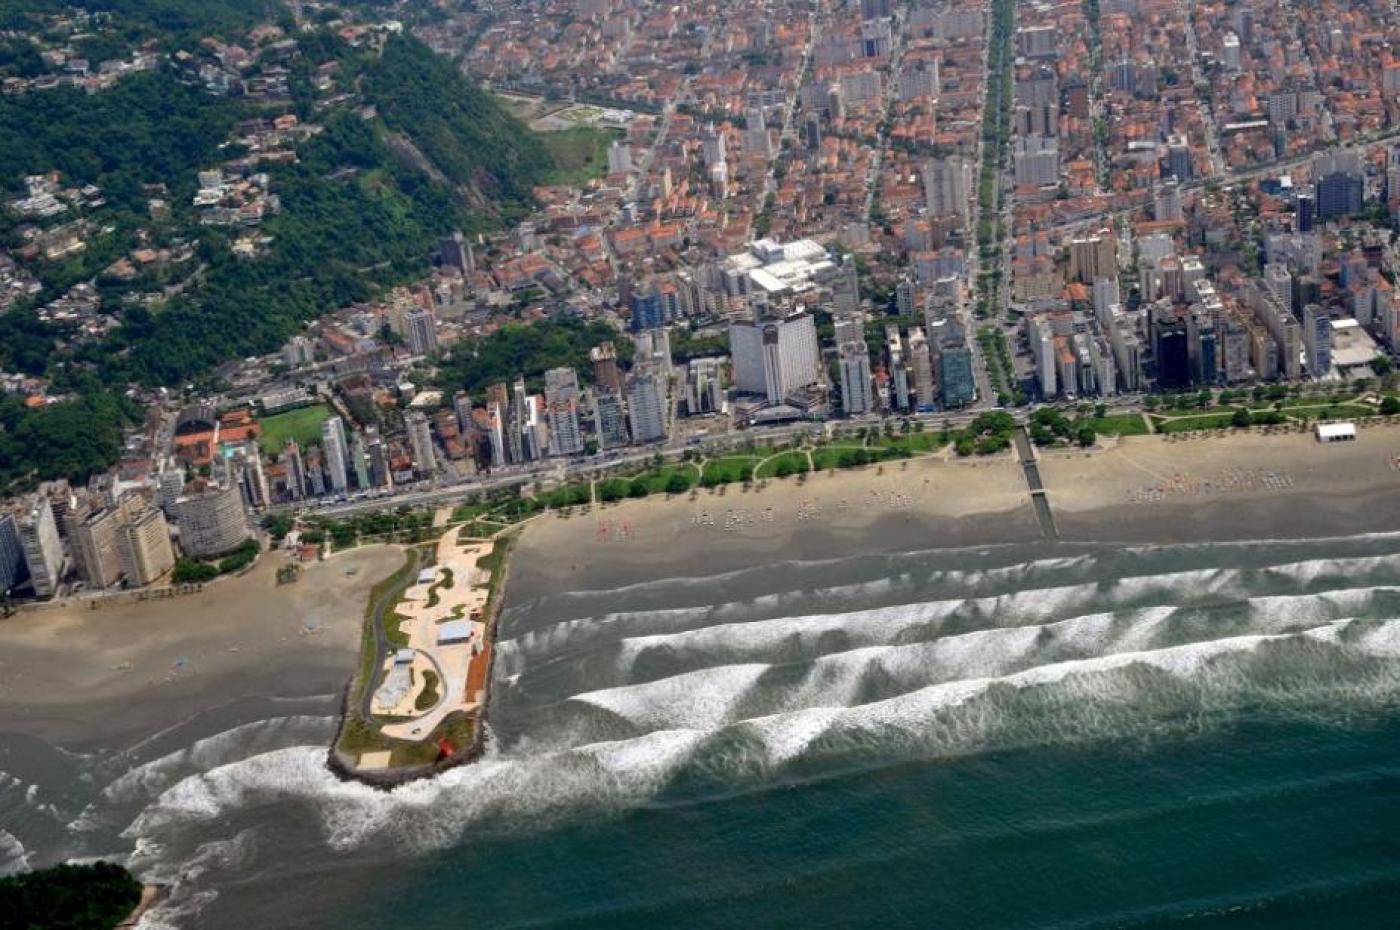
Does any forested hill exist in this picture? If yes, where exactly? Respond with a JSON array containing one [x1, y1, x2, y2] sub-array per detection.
[[365, 35, 554, 210], [0, 19, 555, 490], [97, 32, 555, 386]]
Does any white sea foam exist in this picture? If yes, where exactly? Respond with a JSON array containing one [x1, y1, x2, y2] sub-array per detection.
[[0, 829, 29, 876], [500, 554, 1110, 660], [573, 664, 772, 732], [103, 715, 337, 805], [121, 617, 1400, 864], [501, 554, 1400, 675]]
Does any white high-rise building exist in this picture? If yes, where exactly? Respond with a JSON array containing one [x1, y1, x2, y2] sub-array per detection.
[[627, 373, 668, 443], [321, 415, 350, 494], [17, 495, 64, 598], [839, 341, 874, 415], [907, 327, 936, 410], [729, 313, 821, 403], [923, 155, 972, 224], [544, 367, 585, 456], [1013, 135, 1059, 187], [405, 411, 436, 476], [405, 306, 438, 357], [702, 124, 727, 168], [174, 482, 248, 559]]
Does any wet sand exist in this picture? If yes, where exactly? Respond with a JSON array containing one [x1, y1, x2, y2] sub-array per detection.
[[0, 546, 404, 746]]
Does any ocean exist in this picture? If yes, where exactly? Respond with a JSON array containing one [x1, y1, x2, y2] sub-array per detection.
[[4, 533, 1400, 928]]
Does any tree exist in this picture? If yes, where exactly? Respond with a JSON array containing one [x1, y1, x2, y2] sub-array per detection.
[[1075, 426, 1097, 447], [0, 862, 142, 930], [1381, 396, 1400, 416], [1231, 408, 1254, 428], [665, 472, 690, 494]]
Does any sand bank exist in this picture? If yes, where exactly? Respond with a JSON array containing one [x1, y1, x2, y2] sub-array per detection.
[[0, 546, 404, 745]]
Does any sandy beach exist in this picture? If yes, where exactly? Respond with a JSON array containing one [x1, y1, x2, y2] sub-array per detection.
[[513, 423, 1400, 591], [7, 423, 1400, 742], [1041, 423, 1400, 543], [0, 545, 404, 745], [514, 453, 1041, 591]]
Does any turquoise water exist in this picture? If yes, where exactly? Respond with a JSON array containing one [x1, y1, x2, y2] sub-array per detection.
[[5, 536, 1400, 927], [343, 718, 1400, 929]]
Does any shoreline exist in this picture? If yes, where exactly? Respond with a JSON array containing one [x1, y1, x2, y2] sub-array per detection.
[[6, 424, 1400, 754]]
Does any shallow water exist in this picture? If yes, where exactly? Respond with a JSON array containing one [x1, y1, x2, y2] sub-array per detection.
[[5, 534, 1400, 927]]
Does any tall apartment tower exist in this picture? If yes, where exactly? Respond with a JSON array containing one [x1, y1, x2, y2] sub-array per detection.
[[440, 231, 475, 276], [728, 313, 821, 403], [321, 415, 350, 494], [283, 440, 306, 500], [120, 507, 175, 586], [594, 393, 630, 449], [74, 505, 126, 589], [838, 343, 874, 415], [627, 373, 668, 443], [405, 306, 438, 357], [405, 411, 436, 477], [907, 327, 936, 410], [0, 513, 26, 595], [174, 482, 248, 559], [17, 495, 64, 598], [544, 367, 585, 456], [590, 342, 623, 395], [923, 155, 972, 225]]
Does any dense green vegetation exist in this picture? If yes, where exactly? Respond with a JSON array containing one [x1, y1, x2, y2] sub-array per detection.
[[1028, 407, 1097, 448], [170, 537, 258, 583], [434, 316, 626, 393], [953, 410, 1017, 456], [0, 390, 138, 495], [0, 861, 142, 930], [5, 0, 284, 43], [0, 27, 561, 490], [363, 35, 552, 211], [0, 71, 237, 205]]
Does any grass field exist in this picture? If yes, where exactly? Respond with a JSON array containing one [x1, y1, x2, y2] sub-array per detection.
[[542, 127, 625, 186], [755, 451, 811, 479], [1088, 413, 1150, 436], [867, 431, 949, 454], [1152, 411, 1242, 434], [701, 456, 758, 484], [258, 404, 332, 456]]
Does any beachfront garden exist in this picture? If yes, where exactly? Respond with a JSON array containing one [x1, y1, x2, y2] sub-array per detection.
[[170, 537, 260, 583], [1143, 383, 1399, 434]]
